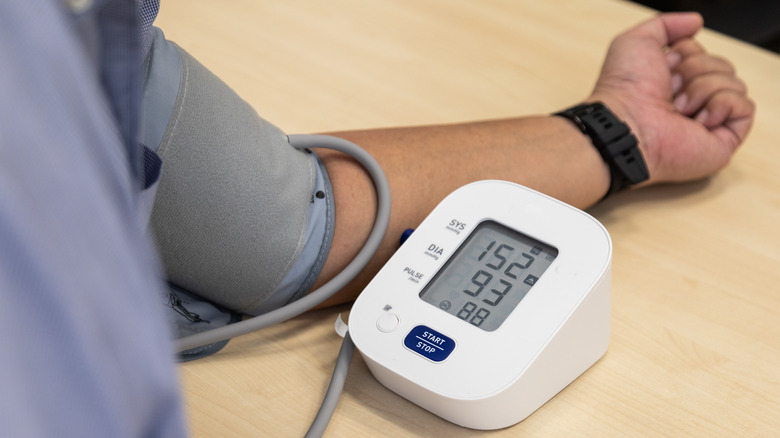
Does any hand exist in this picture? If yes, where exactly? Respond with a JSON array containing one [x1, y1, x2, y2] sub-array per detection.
[[588, 12, 755, 185]]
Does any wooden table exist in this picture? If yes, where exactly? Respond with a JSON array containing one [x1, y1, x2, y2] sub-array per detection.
[[155, 1, 780, 436]]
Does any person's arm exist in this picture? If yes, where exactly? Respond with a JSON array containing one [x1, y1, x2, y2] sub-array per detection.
[[312, 12, 755, 306]]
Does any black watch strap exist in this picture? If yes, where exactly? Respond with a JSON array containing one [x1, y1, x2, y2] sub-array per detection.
[[554, 102, 649, 199]]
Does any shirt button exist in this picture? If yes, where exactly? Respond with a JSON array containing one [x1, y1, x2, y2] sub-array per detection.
[[64, 0, 93, 13]]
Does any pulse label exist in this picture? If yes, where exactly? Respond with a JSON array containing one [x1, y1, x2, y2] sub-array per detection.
[[404, 325, 456, 362], [403, 267, 424, 283]]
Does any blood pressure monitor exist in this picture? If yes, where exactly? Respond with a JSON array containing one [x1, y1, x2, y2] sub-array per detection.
[[348, 180, 612, 430]]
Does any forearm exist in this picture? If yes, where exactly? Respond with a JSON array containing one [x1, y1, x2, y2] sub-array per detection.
[[312, 115, 610, 305], [311, 11, 758, 306]]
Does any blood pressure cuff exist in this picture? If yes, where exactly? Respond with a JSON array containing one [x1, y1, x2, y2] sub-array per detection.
[[141, 28, 334, 359]]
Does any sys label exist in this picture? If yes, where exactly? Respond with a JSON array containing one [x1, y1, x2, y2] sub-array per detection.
[[403, 325, 455, 362]]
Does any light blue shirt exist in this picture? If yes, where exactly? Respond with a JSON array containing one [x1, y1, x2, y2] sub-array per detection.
[[0, 0, 187, 436]]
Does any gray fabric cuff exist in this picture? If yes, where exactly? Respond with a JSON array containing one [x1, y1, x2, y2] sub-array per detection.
[[247, 151, 334, 315], [146, 35, 328, 314]]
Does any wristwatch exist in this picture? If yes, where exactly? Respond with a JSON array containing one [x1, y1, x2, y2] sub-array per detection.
[[554, 102, 649, 199]]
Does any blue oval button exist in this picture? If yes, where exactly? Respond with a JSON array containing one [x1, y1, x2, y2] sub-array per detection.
[[403, 325, 456, 362]]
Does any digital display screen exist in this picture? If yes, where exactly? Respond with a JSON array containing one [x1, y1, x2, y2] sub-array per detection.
[[419, 220, 558, 331]]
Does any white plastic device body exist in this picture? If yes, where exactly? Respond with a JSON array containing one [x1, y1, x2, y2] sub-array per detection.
[[348, 180, 612, 430]]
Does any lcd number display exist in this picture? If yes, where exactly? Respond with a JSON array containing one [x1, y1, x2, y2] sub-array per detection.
[[420, 221, 558, 331]]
